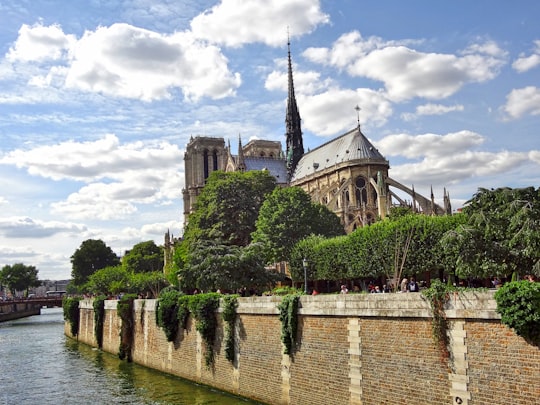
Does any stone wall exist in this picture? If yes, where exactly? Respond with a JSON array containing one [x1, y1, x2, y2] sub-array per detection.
[[67, 292, 540, 405]]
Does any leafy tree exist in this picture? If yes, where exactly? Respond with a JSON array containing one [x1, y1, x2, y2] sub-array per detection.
[[252, 186, 344, 264], [123, 240, 163, 273], [183, 170, 276, 248], [85, 265, 128, 295], [178, 240, 282, 293], [71, 239, 120, 287], [442, 187, 540, 278], [130, 271, 168, 298], [0, 263, 40, 296]]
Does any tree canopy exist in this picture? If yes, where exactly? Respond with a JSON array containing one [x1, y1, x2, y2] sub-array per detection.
[[71, 239, 120, 287], [123, 240, 163, 273], [182, 170, 277, 249], [252, 186, 345, 264], [441, 187, 540, 278], [0, 263, 40, 296]]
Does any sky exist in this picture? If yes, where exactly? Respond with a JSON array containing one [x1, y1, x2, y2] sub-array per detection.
[[0, 0, 539, 281]]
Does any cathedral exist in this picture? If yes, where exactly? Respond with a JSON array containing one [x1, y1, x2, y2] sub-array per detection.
[[181, 42, 451, 234]]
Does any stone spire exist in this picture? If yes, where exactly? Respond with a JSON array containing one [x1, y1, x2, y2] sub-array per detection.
[[237, 134, 246, 171], [285, 36, 304, 182]]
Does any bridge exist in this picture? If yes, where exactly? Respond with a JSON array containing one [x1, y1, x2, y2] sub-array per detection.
[[0, 297, 64, 322]]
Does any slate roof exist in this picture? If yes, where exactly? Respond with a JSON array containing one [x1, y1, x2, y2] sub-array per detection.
[[244, 156, 288, 185], [291, 126, 388, 182]]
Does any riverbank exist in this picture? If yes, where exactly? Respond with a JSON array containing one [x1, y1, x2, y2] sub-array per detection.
[[66, 292, 540, 405]]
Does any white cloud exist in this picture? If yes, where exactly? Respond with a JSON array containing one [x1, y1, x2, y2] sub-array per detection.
[[0, 216, 86, 238], [375, 131, 540, 187], [299, 87, 393, 136], [0, 135, 184, 220], [190, 0, 329, 47], [6, 22, 242, 102], [501, 86, 540, 120], [512, 40, 540, 73], [304, 31, 507, 102], [402, 103, 464, 121], [7, 23, 76, 62]]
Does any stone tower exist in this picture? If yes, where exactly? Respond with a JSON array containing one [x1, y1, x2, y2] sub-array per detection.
[[182, 136, 226, 225]]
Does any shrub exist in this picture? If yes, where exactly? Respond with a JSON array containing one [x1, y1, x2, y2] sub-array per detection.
[[117, 293, 137, 361], [221, 294, 238, 362], [495, 281, 540, 345]]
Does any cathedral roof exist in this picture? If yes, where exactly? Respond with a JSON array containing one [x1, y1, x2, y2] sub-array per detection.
[[291, 126, 388, 182], [244, 156, 288, 185]]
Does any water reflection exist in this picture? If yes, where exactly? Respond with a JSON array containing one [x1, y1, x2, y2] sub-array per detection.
[[65, 337, 259, 405]]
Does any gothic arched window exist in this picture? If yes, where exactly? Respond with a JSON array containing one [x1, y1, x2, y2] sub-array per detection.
[[355, 177, 368, 206], [212, 150, 218, 171], [203, 149, 209, 179]]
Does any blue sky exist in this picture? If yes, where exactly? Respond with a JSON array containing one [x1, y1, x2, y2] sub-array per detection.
[[0, 0, 539, 280]]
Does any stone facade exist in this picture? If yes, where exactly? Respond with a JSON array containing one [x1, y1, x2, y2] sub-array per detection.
[[68, 292, 540, 405]]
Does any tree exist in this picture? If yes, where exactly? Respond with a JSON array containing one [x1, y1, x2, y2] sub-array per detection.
[[183, 170, 277, 248], [71, 239, 120, 287], [123, 240, 163, 273], [442, 187, 540, 278], [0, 263, 40, 296], [178, 240, 282, 293], [85, 265, 128, 295], [252, 186, 345, 264]]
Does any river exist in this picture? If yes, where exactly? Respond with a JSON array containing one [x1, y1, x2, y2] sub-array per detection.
[[0, 307, 263, 405]]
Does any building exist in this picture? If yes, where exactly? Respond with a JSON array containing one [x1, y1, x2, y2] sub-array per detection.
[[181, 41, 451, 233]]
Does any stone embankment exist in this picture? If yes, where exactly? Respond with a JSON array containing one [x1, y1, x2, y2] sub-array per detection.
[[67, 292, 540, 405]]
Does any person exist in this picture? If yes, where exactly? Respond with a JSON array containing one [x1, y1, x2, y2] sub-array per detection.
[[400, 278, 408, 293], [312, 289, 319, 296], [408, 277, 419, 292], [372, 285, 381, 293], [340, 285, 348, 294]]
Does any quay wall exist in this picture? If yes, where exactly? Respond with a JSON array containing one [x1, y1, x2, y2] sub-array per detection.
[[66, 292, 540, 405], [0, 302, 41, 322]]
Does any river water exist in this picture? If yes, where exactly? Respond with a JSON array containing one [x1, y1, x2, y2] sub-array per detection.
[[0, 308, 263, 405]]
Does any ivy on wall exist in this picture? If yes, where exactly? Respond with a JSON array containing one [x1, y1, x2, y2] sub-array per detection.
[[188, 293, 221, 368], [93, 295, 106, 349], [421, 280, 453, 363], [117, 293, 137, 362], [278, 294, 300, 355], [221, 295, 238, 363], [155, 290, 182, 342], [63, 296, 82, 337]]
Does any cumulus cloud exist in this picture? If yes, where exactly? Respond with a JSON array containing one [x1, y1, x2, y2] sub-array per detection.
[[0, 135, 184, 220], [6, 22, 242, 101], [402, 103, 464, 121], [512, 40, 540, 73], [501, 86, 540, 120], [304, 31, 507, 102], [7, 23, 76, 62], [190, 0, 329, 47], [375, 131, 540, 187], [0, 216, 86, 238]]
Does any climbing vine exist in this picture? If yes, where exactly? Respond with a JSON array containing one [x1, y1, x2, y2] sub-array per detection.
[[177, 295, 191, 330], [117, 293, 137, 362], [495, 280, 540, 346], [221, 294, 239, 363], [188, 293, 220, 368], [63, 296, 82, 337], [278, 294, 300, 355], [93, 295, 106, 349], [156, 290, 182, 342], [422, 280, 454, 362]]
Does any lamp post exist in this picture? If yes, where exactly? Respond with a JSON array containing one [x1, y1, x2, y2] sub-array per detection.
[[302, 258, 308, 294]]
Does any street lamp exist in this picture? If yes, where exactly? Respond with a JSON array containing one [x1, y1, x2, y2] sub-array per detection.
[[302, 258, 308, 294]]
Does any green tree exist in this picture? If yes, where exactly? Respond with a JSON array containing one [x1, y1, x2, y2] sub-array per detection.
[[85, 265, 128, 295], [442, 187, 540, 278], [183, 170, 277, 248], [252, 186, 344, 264], [123, 240, 163, 273], [130, 271, 168, 298], [178, 240, 282, 293], [71, 239, 120, 287], [0, 263, 40, 296]]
